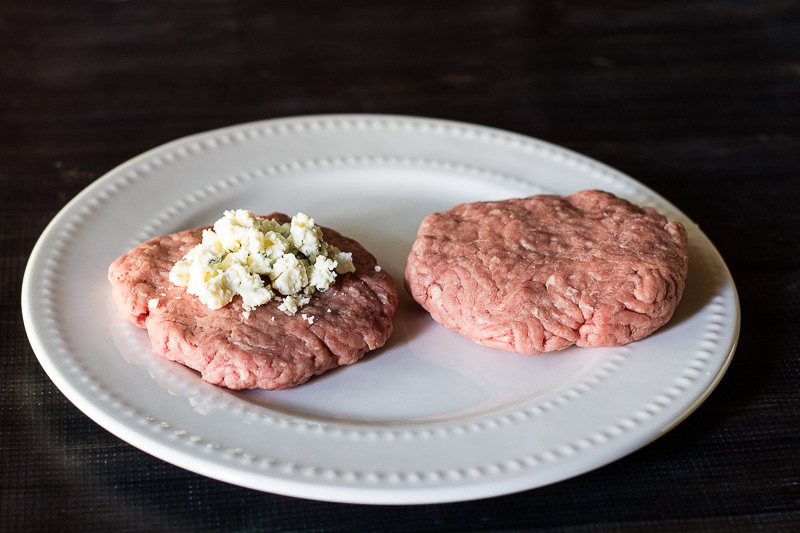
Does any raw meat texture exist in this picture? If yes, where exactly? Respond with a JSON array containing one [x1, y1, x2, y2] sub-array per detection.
[[109, 213, 398, 390], [404, 190, 688, 355]]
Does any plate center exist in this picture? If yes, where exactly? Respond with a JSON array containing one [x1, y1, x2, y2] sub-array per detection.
[[234, 305, 604, 425]]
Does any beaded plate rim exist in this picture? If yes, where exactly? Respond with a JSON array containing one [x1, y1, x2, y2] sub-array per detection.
[[22, 114, 739, 504]]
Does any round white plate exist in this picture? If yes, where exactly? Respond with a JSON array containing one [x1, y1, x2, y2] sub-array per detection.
[[22, 114, 739, 505]]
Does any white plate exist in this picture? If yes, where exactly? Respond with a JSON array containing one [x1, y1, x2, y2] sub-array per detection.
[[22, 114, 739, 505]]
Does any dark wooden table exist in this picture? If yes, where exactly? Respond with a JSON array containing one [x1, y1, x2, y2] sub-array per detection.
[[3, 1, 799, 531]]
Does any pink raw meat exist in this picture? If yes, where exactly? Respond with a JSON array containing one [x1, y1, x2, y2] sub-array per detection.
[[109, 213, 398, 390], [404, 190, 688, 355]]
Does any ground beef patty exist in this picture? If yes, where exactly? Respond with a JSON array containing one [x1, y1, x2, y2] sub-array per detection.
[[109, 213, 398, 390], [405, 190, 688, 355]]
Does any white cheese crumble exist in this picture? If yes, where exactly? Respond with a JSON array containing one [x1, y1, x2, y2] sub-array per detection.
[[169, 210, 355, 315]]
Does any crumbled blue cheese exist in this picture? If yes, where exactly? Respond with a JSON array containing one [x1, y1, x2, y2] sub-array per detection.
[[169, 210, 355, 316]]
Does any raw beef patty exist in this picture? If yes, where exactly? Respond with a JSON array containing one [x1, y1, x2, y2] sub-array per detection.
[[404, 190, 688, 355], [109, 213, 398, 390]]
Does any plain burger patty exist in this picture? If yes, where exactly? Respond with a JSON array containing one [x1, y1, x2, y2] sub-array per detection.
[[404, 190, 689, 355]]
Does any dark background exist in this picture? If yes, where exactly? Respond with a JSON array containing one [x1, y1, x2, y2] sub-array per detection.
[[2, 1, 799, 531]]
